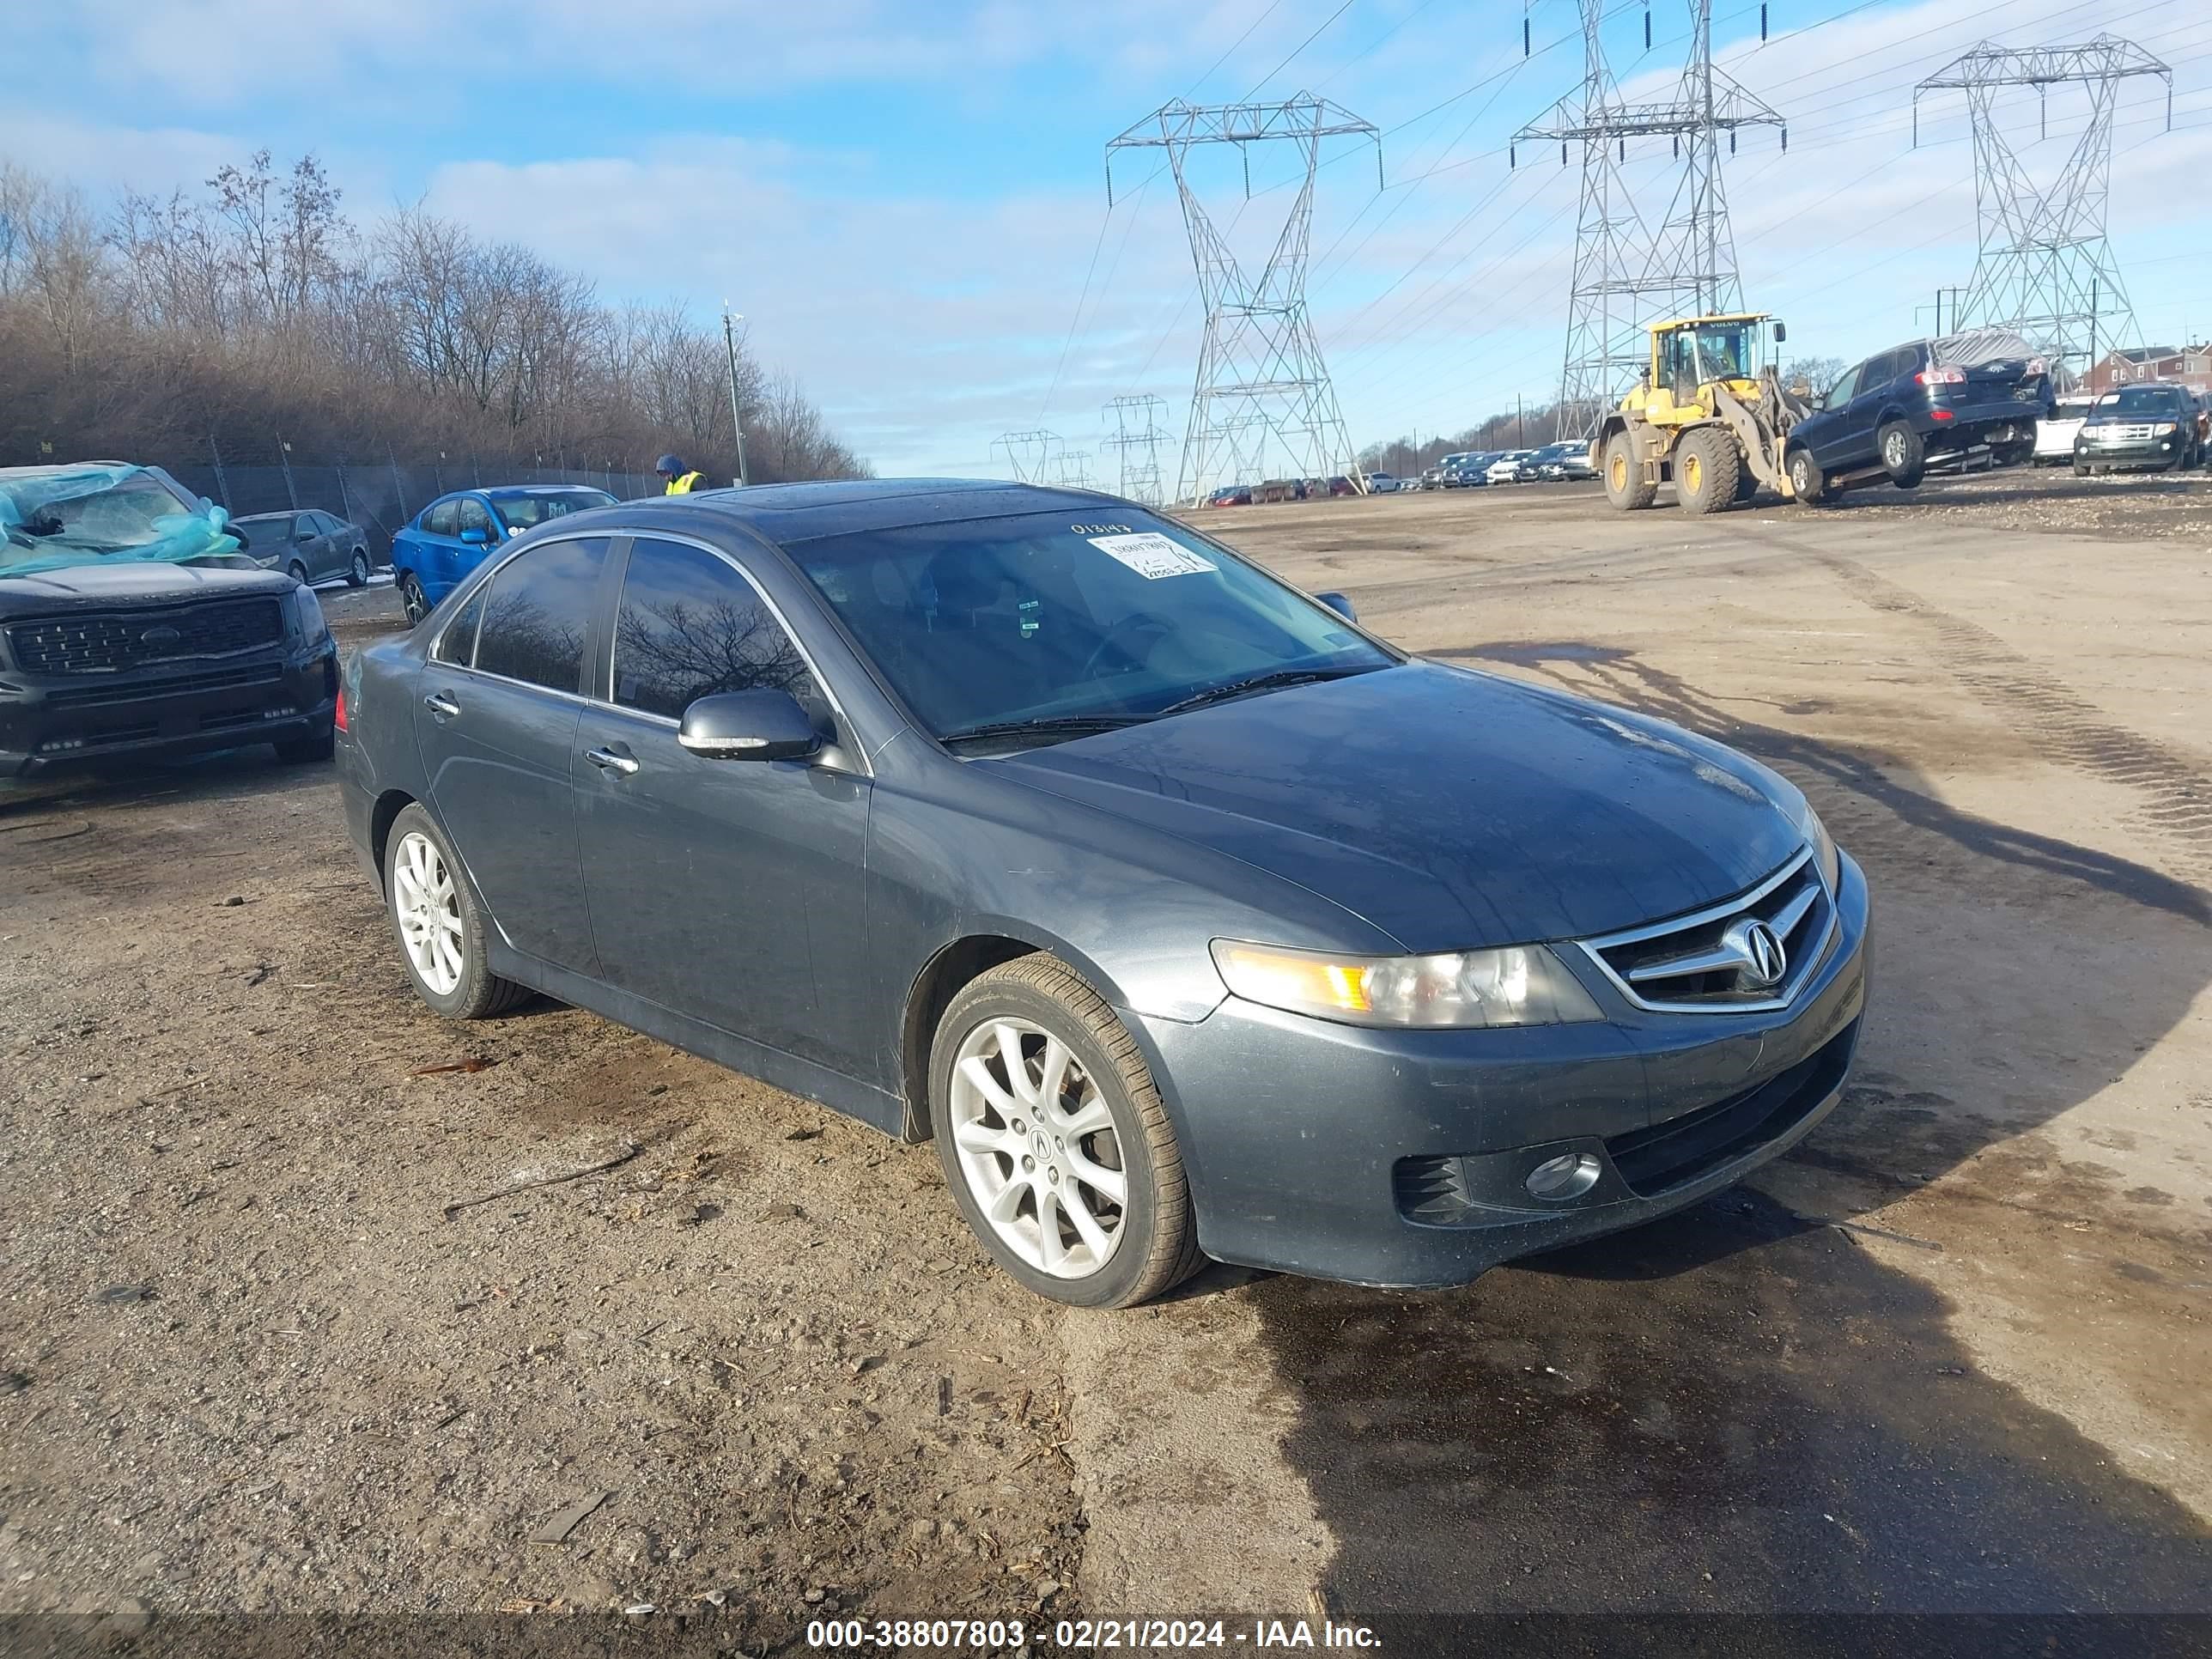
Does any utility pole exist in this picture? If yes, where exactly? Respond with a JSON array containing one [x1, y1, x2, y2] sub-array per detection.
[[1101, 395, 1173, 505], [991, 430, 1065, 484], [1916, 35, 2171, 380], [1109, 94, 1382, 505], [1515, 0, 1784, 441], [722, 307, 752, 487]]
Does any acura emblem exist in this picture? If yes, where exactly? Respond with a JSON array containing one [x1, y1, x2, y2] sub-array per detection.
[[140, 624, 182, 649], [1723, 918, 1788, 988]]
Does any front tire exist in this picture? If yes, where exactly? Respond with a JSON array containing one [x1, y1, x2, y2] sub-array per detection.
[[1674, 428, 1740, 516], [382, 804, 528, 1021], [287, 560, 309, 584], [1603, 432, 1657, 511], [348, 550, 370, 587], [398, 573, 428, 625], [273, 722, 335, 765], [930, 956, 1200, 1309], [1879, 420, 1925, 489], [1787, 446, 1830, 506]]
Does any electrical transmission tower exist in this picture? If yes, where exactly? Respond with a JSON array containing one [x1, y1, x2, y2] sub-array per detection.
[[1101, 395, 1173, 505], [1516, 0, 1784, 438], [1050, 449, 1099, 491], [1108, 96, 1380, 506], [1915, 35, 2172, 379], [991, 429, 1063, 483]]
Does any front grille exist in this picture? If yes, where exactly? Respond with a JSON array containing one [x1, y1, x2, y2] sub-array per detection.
[[1578, 848, 1834, 1013], [2091, 423, 2160, 443], [8, 599, 285, 675], [1606, 1021, 1856, 1196]]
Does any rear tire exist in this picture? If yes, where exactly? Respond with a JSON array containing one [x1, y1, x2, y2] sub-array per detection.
[[348, 550, 370, 587], [1674, 428, 1740, 516], [1603, 432, 1657, 511], [1786, 446, 1829, 507], [930, 955, 1201, 1309], [382, 803, 529, 1021], [1879, 421, 1925, 489], [399, 574, 428, 625]]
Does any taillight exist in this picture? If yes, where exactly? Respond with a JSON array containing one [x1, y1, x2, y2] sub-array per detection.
[[1916, 366, 1966, 386], [334, 685, 348, 732]]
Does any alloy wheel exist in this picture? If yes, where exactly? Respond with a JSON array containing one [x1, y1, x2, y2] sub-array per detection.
[[946, 1016, 1127, 1279], [392, 830, 464, 995], [1884, 430, 1907, 468]]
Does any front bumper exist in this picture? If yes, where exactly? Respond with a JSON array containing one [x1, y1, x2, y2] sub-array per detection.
[[1137, 851, 1871, 1287], [2076, 435, 2188, 468], [0, 643, 338, 777]]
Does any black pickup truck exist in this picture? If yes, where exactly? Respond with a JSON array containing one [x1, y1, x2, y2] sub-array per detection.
[[1784, 330, 2053, 502], [1, 465, 339, 779]]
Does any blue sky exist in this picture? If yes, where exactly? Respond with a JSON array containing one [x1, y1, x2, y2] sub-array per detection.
[[11, 0, 2212, 481]]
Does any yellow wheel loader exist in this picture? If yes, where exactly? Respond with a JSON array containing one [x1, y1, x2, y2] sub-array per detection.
[[1589, 313, 1814, 514]]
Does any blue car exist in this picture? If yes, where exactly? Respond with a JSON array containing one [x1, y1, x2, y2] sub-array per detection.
[[392, 485, 615, 623]]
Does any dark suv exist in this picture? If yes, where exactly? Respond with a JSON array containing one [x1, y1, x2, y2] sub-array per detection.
[[1784, 331, 2052, 501], [2072, 384, 2203, 474], [1, 465, 339, 779]]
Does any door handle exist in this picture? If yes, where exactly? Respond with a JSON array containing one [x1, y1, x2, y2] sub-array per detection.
[[584, 745, 639, 775], [422, 691, 460, 718]]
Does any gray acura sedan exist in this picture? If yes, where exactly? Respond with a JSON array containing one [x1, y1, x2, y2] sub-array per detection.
[[336, 480, 1869, 1307]]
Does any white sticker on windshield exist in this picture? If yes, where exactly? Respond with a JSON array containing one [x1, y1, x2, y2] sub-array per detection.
[[1085, 531, 1217, 580]]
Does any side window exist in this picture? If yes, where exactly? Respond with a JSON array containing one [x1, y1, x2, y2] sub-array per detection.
[[611, 537, 819, 721], [301, 511, 328, 534], [473, 538, 610, 694], [1826, 362, 1863, 405], [431, 586, 485, 664], [458, 498, 492, 538], [1868, 349, 1909, 390], [425, 500, 459, 537]]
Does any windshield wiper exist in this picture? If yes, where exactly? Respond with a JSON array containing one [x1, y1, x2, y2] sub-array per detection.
[[1155, 665, 1370, 717], [939, 714, 1152, 750]]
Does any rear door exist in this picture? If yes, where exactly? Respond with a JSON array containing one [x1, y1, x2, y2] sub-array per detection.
[[414, 534, 615, 974], [1841, 349, 1909, 462], [573, 533, 872, 1071]]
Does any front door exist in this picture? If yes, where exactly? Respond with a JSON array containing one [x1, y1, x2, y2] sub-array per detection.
[[574, 535, 872, 1072], [414, 534, 614, 973]]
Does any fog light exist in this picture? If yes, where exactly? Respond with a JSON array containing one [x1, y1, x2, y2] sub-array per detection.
[[1526, 1152, 1601, 1200]]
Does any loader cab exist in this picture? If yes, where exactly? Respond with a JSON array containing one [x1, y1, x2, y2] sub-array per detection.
[[1644, 314, 1783, 424]]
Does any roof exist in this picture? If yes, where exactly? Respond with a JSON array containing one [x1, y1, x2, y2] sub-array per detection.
[[607, 477, 1121, 544], [2112, 346, 2181, 362]]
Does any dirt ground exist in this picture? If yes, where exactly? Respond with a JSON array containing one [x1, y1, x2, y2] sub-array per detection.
[[3, 465, 2209, 1647]]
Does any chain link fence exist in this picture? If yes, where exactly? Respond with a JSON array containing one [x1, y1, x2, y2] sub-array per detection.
[[156, 447, 669, 564]]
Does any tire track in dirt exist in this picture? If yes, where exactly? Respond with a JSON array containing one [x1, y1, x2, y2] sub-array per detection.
[[1745, 526, 2212, 877]]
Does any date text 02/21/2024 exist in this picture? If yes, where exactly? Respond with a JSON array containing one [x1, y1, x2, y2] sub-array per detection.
[[804, 1618, 1382, 1649]]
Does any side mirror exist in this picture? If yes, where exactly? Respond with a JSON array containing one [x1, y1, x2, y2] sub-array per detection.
[[1316, 591, 1358, 623], [678, 689, 822, 762], [459, 526, 489, 545], [1772, 320, 1787, 343]]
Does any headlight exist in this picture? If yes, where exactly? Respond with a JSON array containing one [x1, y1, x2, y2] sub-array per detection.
[[1792, 796, 1840, 893], [2154, 421, 2178, 435], [291, 583, 330, 645], [1209, 939, 1602, 1030]]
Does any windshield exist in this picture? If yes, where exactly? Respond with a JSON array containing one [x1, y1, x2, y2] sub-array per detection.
[[787, 508, 1395, 743], [490, 489, 615, 530], [2094, 387, 2181, 414], [1, 470, 234, 569], [1692, 323, 1753, 381]]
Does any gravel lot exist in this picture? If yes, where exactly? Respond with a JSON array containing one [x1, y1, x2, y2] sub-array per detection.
[[3, 465, 2208, 1645]]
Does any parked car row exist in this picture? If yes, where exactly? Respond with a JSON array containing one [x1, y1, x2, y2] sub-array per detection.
[[2045, 383, 2208, 476]]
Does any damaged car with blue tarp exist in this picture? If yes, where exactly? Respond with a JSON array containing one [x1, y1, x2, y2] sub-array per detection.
[[0, 463, 338, 778]]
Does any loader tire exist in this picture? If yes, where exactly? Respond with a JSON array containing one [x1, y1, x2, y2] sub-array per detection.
[[1604, 432, 1657, 511], [1674, 428, 1740, 516]]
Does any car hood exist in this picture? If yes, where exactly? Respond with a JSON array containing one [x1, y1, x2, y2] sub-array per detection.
[[0, 559, 293, 619], [994, 661, 1804, 951]]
